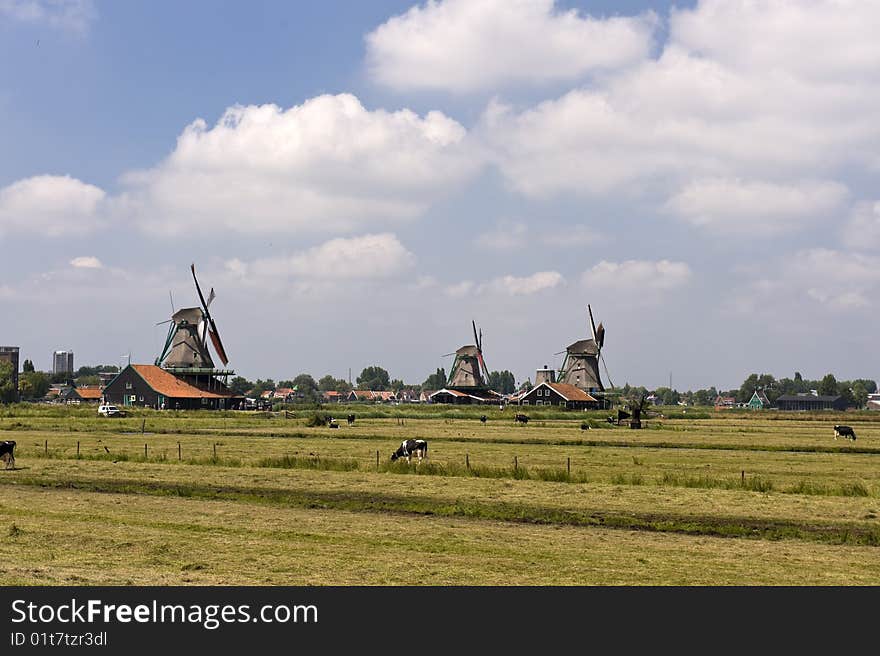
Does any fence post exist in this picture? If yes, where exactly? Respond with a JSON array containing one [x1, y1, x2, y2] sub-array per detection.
[[144, 443, 148, 459], [376, 450, 379, 471], [213, 443, 217, 460], [77, 441, 80, 457], [514, 456, 518, 471], [178, 442, 181, 461], [741, 470, 745, 484], [44, 439, 47, 455], [466, 453, 470, 469], [142, 419, 146, 435], [567, 457, 570, 475]]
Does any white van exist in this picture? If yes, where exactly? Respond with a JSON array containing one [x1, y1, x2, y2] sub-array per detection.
[[98, 404, 123, 417]]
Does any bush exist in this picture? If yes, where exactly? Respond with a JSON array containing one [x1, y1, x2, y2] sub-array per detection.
[[305, 412, 332, 427]]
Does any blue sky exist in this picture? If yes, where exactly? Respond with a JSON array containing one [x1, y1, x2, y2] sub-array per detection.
[[1, 0, 878, 391]]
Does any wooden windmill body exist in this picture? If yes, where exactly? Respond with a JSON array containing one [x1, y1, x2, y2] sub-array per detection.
[[557, 305, 608, 393]]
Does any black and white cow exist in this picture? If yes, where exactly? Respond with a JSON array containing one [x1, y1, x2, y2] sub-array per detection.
[[0, 441, 15, 470], [347, 413, 355, 426], [833, 425, 856, 441], [514, 413, 529, 424], [391, 439, 428, 464], [480, 415, 487, 424]]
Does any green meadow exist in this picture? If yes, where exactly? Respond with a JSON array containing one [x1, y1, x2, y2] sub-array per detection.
[[2, 404, 879, 585]]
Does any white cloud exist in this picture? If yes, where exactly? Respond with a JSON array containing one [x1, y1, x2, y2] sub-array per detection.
[[70, 256, 102, 269], [476, 221, 528, 251], [0, 0, 95, 32], [0, 175, 105, 236], [112, 94, 480, 236], [226, 233, 415, 282], [483, 1, 880, 202], [582, 259, 691, 292], [730, 248, 880, 314], [444, 281, 474, 298], [366, 0, 656, 93], [665, 178, 848, 235], [842, 201, 880, 251], [481, 270, 564, 295]]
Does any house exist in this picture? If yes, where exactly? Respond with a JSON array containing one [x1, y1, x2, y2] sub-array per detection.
[[321, 390, 344, 403], [429, 388, 504, 405], [63, 385, 104, 404], [346, 390, 398, 403], [867, 393, 880, 411], [775, 393, 848, 411], [271, 387, 298, 402], [517, 382, 599, 410], [419, 390, 436, 403], [103, 364, 240, 410], [747, 390, 771, 410], [714, 395, 737, 409], [395, 388, 421, 403]]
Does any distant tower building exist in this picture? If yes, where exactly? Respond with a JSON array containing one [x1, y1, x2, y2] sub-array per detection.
[[53, 350, 74, 375], [0, 346, 20, 401], [535, 365, 556, 385]]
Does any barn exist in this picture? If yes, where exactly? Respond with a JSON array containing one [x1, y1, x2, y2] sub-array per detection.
[[517, 382, 599, 410], [103, 364, 240, 410], [775, 393, 847, 411]]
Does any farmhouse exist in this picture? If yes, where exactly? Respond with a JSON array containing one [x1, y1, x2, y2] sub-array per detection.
[[517, 382, 599, 410], [714, 395, 737, 409], [346, 390, 398, 403], [747, 390, 771, 410], [103, 364, 240, 410], [867, 393, 880, 411], [775, 393, 847, 411], [63, 385, 104, 404], [429, 388, 503, 405]]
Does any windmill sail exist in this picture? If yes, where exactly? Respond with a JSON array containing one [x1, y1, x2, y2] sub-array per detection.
[[557, 306, 606, 392], [191, 264, 229, 366]]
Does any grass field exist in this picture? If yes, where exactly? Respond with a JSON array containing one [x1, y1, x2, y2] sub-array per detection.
[[2, 403, 880, 585]]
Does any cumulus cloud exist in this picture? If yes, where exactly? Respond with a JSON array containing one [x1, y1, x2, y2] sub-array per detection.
[[665, 178, 848, 235], [225, 233, 415, 282], [730, 248, 880, 314], [366, 0, 657, 93], [0, 0, 95, 32], [114, 93, 480, 235], [483, 1, 880, 201], [842, 201, 880, 251], [476, 221, 529, 251], [582, 259, 691, 292], [69, 256, 102, 269], [0, 175, 105, 236], [481, 270, 564, 295]]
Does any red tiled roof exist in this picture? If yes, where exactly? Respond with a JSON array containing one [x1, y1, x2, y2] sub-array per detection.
[[546, 383, 597, 402], [73, 387, 104, 399], [131, 365, 232, 399]]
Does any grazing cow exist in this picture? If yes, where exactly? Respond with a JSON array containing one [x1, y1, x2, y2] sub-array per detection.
[[328, 418, 339, 429], [347, 413, 355, 426], [480, 415, 487, 424], [514, 413, 529, 424], [390, 439, 428, 464], [0, 441, 15, 470], [833, 425, 856, 441]]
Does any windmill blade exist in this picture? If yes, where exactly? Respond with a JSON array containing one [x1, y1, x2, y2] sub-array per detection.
[[169, 290, 175, 313], [472, 320, 480, 350], [588, 304, 599, 350], [441, 352, 456, 357], [155, 319, 173, 326], [596, 322, 605, 350], [207, 287, 216, 308], [553, 350, 566, 356], [600, 352, 614, 389], [191, 263, 229, 365]]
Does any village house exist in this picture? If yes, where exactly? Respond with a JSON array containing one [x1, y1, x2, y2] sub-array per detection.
[[747, 390, 771, 410], [517, 382, 599, 410], [63, 385, 104, 404], [103, 364, 239, 410]]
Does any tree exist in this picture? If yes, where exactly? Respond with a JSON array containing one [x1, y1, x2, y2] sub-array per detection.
[[22, 359, 35, 373], [0, 361, 17, 403], [390, 378, 405, 393], [652, 386, 680, 406], [421, 368, 446, 391], [819, 373, 838, 397], [357, 366, 390, 391], [19, 371, 50, 400], [229, 376, 252, 396], [518, 379, 533, 393], [250, 379, 276, 396], [851, 382, 869, 409], [488, 370, 516, 394]]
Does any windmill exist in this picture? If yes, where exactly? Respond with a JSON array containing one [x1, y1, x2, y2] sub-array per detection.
[[557, 304, 612, 394], [155, 264, 230, 373], [446, 320, 491, 389]]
